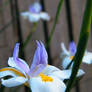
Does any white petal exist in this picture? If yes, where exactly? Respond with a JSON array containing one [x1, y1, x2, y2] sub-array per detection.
[[28, 13, 40, 22], [42, 65, 71, 80], [1, 77, 28, 87], [21, 12, 30, 19], [0, 67, 26, 78], [29, 76, 66, 92], [0, 68, 16, 78], [50, 69, 85, 80], [40, 12, 50, 21], [83, 52, 92, 64], [8, 57, 29, 75], [42, 65, 85, 80], [61, 43, 70, 56], [48, 69, 73, 80], [42, 65, 60, 75], [77, 69, 85, 77], [62, 56, 73, 69], [54, 69, 84, 79]]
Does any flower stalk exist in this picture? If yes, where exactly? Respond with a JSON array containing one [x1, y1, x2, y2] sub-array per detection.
[[46, 0, 64, 49], [22, 23, 37, 50], [65, 0, 92, 92]]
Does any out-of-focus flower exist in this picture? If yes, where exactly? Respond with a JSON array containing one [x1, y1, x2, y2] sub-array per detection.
[[61, 41, 92, 69], [21, 2, 50, 22]]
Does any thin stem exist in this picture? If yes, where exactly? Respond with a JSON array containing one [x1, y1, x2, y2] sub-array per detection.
[[65, 0, 92, 92], [65, 0, 74, 41], [66, 60, 73, 69], [40, 0, 52, 65], [46, 0, 64, 49], [22, 23, 37, 50]]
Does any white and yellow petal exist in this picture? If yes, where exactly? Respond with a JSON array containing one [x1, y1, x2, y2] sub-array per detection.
[[0, 67, 26, 78], [1, 77, 28, 87], [42, 65, 74, 80], [8, 57, 29, 75], [42, 65, 71, 80], [42, 65, 85, 80], [29, 75, 66, 92], [0, 67, 27, 87]]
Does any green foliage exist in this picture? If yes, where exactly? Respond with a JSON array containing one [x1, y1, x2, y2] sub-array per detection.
[[46, 0, 64, 49], [65, 0, 92, 92], [22, 23, 37, 50]]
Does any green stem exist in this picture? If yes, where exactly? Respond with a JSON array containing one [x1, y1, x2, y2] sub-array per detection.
[[22, 23, 37, 50], [66, 60, 73, 69], [65, 0, 92, 92], [46, 0, 64, 49]]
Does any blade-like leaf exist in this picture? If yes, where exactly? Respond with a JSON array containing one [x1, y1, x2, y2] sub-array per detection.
[[65, 0, 92, 92]]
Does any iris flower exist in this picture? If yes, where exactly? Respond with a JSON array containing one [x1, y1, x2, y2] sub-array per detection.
[[0, 41, 84, 92], [21, 2, 50, 22], [61, 41, 92, 69]]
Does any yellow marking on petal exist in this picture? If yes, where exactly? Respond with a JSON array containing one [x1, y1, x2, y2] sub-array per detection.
[[40, 73, 53, 82], [70, 56, 74, 60], [24, 82, 29, 87], [0, 68, 25, 78]]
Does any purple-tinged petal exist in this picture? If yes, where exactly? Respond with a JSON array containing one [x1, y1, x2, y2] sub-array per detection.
[[29, 41, 48, 76], [69, 41, 76, 55], [29, 64, 46, 77], [13, 43, 20, 59], [8, 57, 28, 75], [15, 58, 30, 74], [29, 2, 42, 14], [40, 41, 48, 64], [13, 43, 30, 74]]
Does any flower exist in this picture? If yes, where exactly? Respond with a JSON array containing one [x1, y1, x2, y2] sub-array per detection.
[[61, 41, 92, 69], [0, 41, 84, 92], [21, 2, 50, 22]]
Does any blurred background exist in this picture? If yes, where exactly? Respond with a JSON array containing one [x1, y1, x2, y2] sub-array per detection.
[[0, 0, 92, 92]]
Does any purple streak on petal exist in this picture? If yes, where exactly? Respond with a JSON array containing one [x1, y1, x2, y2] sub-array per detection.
[[29, 41, 48, 76], [15, 58, 29, 73], [40, 41, 48, 64], [29, 2, 42, 14], [13, 43, 20, 59], [13, 43, 29, 73], [69, 41, 76, 55]]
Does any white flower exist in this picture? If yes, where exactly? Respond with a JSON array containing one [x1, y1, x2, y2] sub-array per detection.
[[21, 2, 50, 22], [0, 41, 85, 92], [61, 42, 92, 69]]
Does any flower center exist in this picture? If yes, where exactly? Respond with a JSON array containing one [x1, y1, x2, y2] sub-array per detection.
[[40, 73, 53, 82], [70, 56, 74, 60]]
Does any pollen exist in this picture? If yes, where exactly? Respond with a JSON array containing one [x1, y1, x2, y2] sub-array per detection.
[[40, 73, 53, 82], [70, 56, 74, 60]]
